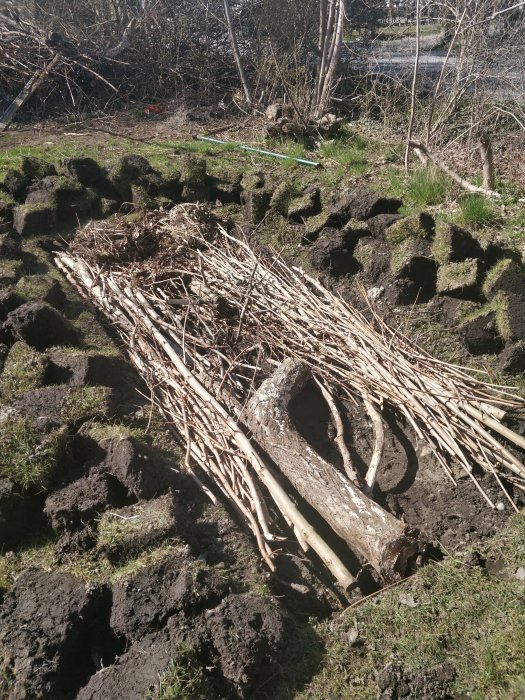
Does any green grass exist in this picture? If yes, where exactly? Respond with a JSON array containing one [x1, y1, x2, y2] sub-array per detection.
[[0, 417, 66, 490], [60, 385, 112, 424], [0, 342, 48, 401], [320, 134, 370, 175], [298, 513, 525, 700], [459, 194, 497, 227], [406, 166, 450, 206], [149, 645, 214, 700]]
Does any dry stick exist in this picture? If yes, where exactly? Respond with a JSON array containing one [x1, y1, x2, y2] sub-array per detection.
[[408, 140, 502, 199], [363, 394, 385, 491], [108, 291, 275, 566], [314, 376, 362, 487], [58, 253, 355, 589]]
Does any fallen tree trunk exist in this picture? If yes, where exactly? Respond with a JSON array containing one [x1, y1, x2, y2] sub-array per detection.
[[246, 358, 423, 582]]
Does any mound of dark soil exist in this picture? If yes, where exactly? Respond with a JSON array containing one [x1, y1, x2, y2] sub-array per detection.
[[0, 568, 114, 700]]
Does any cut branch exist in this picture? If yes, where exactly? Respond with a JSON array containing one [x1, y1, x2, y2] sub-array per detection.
[[409, 140, 502, 199]]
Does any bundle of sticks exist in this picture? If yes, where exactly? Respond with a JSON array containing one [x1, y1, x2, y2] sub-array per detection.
[[55, 204, 525, 589]]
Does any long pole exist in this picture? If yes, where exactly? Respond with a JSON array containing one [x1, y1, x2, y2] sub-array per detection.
[[196, 135, 321, 167]]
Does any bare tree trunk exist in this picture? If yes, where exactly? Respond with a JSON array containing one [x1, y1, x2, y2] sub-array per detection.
[[478, 132, 495, 190], [405, 0, 421, 168], [315, 0, 345, 117], [223, 0, 252, 106], [246, 359, 424, 583]]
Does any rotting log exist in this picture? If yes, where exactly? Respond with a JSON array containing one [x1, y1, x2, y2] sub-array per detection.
[[245, 358, 424, 583]]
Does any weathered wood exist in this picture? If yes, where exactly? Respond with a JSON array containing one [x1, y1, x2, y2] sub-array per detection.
[[246, 358, 424, 583], [0, 53, 60, 133]]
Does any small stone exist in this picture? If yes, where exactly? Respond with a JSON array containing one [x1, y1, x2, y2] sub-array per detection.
[[367, 286, 384, 301], [515, 567, 525, 581], [398, 593, 418, 608], [495, 501, 505, 511]]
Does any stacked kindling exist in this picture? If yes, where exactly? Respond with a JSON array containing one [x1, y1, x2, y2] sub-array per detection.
[[56, 204, 525, 589]]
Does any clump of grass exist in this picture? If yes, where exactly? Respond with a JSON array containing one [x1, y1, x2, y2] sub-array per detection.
[[320, 135, 369, 174], [60, 385, 112, 424], [0, 417, 66, 490], [149, 645, 214, 700], [0, 342, 49, 401], [407, 166, 449, 206], [459, 194, 497, 227]]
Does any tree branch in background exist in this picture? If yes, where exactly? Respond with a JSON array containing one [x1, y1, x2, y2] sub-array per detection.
[[223, 0, 253, 106], [409, 140, 502, 199], [315, 0, 345, 117], [0, 53, 60, 133], [405, 0, 421, 168]]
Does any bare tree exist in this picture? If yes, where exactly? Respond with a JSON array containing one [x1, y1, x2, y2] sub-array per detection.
[[223, 0, 253, 106], [315, 0, 345, 116]]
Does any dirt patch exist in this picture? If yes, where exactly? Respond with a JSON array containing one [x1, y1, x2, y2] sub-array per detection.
[[203, 592, 288, 696], [110, 554, 229, 643], [0, 568, 115, 700], [377, 662, 456, 700], [45, 466, 132, 531], [349, 405, 518, 550]]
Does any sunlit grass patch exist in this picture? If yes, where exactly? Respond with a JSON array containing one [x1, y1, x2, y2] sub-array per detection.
[[407, 166, 450, 206], [459, 194, 497, 227]]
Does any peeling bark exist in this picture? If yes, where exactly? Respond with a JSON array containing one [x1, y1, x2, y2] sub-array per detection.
[[246, 359, 424, 582]]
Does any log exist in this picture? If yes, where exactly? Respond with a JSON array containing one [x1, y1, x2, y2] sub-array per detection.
[[245, 358, 424, 583]]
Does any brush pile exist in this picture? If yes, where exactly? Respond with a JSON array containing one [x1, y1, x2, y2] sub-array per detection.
[[56, 204, 525, 590]]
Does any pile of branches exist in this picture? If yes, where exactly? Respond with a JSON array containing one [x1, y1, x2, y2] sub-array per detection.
[[56, 205, 525, 590], [264, 102, 343, 144], [0, 3, 121, 121]]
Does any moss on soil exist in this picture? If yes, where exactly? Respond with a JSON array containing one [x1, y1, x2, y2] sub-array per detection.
[[86, 421, 148, 443], [73, 311, 120, 355], [15, 274, 60, 304], [0, 417, 66, 490], [0, 341, 48, 401], [148, 644, 215, 700], [436, 260, 479, 294], [269, 180, 302, 216], [0, 259, 23, 287], [431, 220, 455, 264]]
